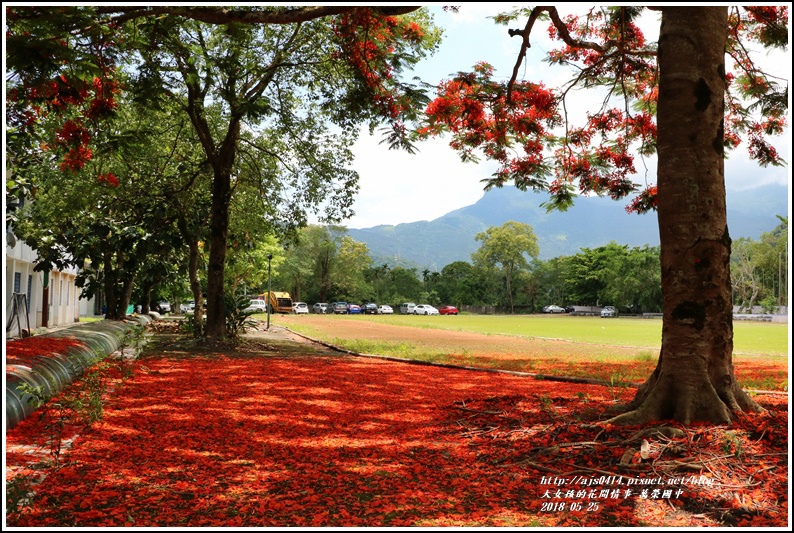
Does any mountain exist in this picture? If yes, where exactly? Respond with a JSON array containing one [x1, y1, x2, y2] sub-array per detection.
[[347, 184, 789, 270]]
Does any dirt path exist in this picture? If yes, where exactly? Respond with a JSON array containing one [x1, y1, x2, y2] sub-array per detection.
[[272, 315, 645, 359]]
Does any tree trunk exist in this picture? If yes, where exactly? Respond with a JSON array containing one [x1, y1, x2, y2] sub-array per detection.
[[609, 7, 763, 425], [204, 144, 237, 338], [177, 217, 204, 335], [141, 284, 153, 314], [103, 250, 119, 319], [120, 274, 136, 319]]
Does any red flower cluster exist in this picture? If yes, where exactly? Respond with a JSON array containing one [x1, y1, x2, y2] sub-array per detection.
[[626, 185, 658, 214], [7, 19, 123, 174], [6, 336, 85, 366], [6, 350, 787, 527], [60, 145, 93, 173], [97, 173, 119, 187], [332, 9, 426, 123]]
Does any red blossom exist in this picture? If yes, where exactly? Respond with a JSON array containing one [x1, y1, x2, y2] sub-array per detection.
[[97, 172, 119, 187], [5, 346, 786, 527], [6, 336, 85, 366]]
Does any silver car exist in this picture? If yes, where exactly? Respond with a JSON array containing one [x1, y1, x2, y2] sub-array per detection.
[[600, 306, 618, 318]]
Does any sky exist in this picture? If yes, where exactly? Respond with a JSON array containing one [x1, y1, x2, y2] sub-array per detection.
[[339, 4, 792, 230]]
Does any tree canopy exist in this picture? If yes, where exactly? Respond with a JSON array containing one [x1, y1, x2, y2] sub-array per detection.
[[6, 5, 442, 337]]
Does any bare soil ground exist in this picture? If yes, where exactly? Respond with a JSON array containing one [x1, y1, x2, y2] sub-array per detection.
[[272, 315, 644, 359]]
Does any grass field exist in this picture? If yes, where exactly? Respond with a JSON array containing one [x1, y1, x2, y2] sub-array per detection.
[[273, 313, 789, 355], [270, 313, 789, 391]]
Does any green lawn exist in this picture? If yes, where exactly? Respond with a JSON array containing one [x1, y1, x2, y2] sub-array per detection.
[[276, 313, 789, 357]]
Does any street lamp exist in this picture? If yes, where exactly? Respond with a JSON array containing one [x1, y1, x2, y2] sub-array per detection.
[[266, 253, 273, 330]]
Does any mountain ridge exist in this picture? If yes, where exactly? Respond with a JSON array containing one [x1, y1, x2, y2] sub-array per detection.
[[347, 184, 789, 270]]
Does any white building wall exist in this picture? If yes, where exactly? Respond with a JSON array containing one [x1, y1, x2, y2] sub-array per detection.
[[5, 236, 85, 330]]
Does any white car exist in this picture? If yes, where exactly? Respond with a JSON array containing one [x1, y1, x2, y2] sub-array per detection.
[[180, 301, 195, 313], [412, 304, 439, 315], [377, 305, 394, 315], [292, 302, 309, 314], [245, 299, 268, 314], [542, 305, 566, 314], [600, 306, 618, 318]]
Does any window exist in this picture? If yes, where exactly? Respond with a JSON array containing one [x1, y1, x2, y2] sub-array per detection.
[[14, 272, 21, 293], [27, 275, 32, 308]]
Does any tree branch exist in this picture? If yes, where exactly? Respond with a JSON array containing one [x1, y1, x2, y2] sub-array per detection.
[[98, 6, 421, 26]]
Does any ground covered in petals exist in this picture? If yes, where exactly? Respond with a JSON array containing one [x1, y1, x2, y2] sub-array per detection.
[[5, 326, 789, 528]]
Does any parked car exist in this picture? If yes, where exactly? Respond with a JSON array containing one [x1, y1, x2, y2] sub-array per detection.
[[347, 304, 362, 314], [312, 303, 330, 314], [180, 301, 195, 313], [157, 301, 171, 313], [362, 303, 378, 314], [245, 299, 268, 314], [333, 302, 349, 314], [400, 302, 416, 314], [543, 305, 566, 314], [412, 304, 439, 315], [600, 306, 618, 318], [438, 305, 459, 315], [292, 302, 309, 314], [564, 306, 575, 313], [377, 305, 394, 315]]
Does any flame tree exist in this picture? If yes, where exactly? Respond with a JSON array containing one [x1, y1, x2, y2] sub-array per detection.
[[419, 6, 788, 424]]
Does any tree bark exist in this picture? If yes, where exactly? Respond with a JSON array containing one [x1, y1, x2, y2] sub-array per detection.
[[609, 7, 763, 425], [204, 167, 231, 338], [203, 118, 240, 339], [103, 250, 119, 319]]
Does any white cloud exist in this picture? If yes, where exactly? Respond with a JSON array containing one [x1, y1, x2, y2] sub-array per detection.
[[344, 131, 496, 229]]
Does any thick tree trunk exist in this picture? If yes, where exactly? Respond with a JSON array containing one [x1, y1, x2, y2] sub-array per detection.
[[141, 284, 153, 314], [609, 7, 763, 425], [120, 274, 136, 318], [204, 168, 231, 339]]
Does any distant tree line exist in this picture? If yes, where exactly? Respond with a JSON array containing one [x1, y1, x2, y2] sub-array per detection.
[[266, 217, 787, 314]]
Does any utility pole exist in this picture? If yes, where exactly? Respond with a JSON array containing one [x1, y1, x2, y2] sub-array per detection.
[[266, 253, 273, 330]]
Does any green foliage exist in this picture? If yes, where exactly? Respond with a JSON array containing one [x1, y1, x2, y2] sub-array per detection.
[[721, 431, 744, 459], [224, 292, 258, 340], [17, 382, 65, 464], [732, 217, 788, 311], [179, 315, 205, 338], [562, 243, 662, 312], [69, 364, 109, 426], [608, 372, 630, 403], [6, 474, 35, 519], [330, 236, 374, 302], [633, 351, 656, 363], [117, 325, 147, 379], [472, 221, 540, 309], [538, 394, 556, 416]]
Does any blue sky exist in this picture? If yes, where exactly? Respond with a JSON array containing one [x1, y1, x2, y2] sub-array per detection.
[[343, 4, 791, 229]]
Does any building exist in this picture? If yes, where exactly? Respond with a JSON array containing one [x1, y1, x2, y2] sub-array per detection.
[[5, 231, 96, 334]]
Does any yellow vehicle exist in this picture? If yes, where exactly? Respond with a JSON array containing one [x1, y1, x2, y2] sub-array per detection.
[[258, 291, 293, 314]]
